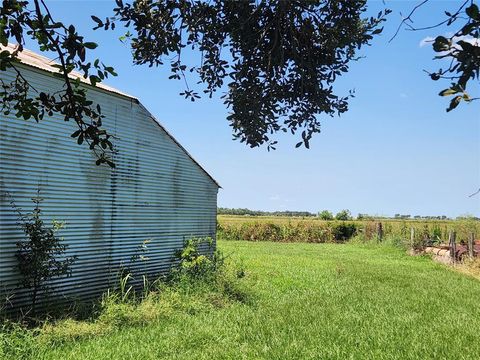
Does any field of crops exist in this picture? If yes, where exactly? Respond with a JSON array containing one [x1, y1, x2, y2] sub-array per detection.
[[218, 215, 480, 244]]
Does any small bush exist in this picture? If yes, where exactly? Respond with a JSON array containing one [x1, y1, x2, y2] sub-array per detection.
[[332, 223, 357, 242], [172, 237, 222, 279]]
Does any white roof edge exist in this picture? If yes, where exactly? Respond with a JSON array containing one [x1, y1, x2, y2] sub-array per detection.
[[2, 43, 136, 99], [2, 43, 220, 188]]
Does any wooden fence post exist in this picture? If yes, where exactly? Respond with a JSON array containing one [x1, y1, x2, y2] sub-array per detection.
[[449, 231, 457, 264], [377, 222, 383, 241], [410, 227, 415, 247], [468, 233, 475, 259]]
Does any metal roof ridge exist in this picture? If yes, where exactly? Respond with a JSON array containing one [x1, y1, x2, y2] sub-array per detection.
[[1, 43, 136, 99]]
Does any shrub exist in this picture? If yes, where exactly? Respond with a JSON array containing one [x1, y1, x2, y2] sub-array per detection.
[[11, 193, 76, 316], [332, 223, 357, 242], [170, 237, 250, 303], [172, 237, 222, 280]]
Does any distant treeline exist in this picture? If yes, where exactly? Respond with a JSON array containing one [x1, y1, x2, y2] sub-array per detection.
[[218, 207, 479, 221], [217, 207, 316, 217]]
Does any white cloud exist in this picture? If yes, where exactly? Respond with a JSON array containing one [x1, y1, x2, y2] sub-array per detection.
[[420, 35, 479, 49], [419, 36, 435, 47], [452, 35, 479, 46], [269, 194, 280, 201]]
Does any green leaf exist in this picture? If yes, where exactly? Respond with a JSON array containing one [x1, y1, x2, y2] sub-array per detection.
[[71, 130, 82, 138], [78, 47, 86, 62], [432, 36, 450, 52], [83, 42, 98, 49], [466, 4, 479, 20], [446, 95, 462, 112], [89, 75, 100, 86], [457, 40, 474, 51], [438, 88, 458, 96], [91, 16, 102, 24]]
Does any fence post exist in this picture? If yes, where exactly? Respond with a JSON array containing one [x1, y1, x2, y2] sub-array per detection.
[[377, 222, 383, 241], [449, 231, 457, 264], [410, 227, 415, 247], [468, 233, 475, 259]]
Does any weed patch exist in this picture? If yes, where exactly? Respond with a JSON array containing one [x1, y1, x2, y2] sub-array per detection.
[[0, 238, 250, 359]]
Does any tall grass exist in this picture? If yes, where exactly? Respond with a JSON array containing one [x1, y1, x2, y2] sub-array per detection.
[[218, 215, 480, 244], [0, 239, 249, 360]]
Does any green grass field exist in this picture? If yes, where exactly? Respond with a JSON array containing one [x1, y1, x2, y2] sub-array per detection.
[[10, 240, 479, 360]]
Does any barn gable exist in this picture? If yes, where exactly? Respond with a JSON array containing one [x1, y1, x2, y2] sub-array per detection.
[[0, 46, 219, 306]]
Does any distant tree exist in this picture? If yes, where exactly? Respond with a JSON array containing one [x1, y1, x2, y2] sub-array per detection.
[[1, 0, 389, 166], [357, 213, 373, 220], [335, 209, 352, 221], [318, 210, 334, 221], [218, 207, 315, 217]]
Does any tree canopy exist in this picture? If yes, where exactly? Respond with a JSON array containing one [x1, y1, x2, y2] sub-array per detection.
[[335, 209, 352, 221], [318, 210, 334, 220], [1, 0, 389, 166], [1, 1, 477, 168]]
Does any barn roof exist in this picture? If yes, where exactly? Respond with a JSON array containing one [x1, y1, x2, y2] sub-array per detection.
[[2, 44, 220, 188]]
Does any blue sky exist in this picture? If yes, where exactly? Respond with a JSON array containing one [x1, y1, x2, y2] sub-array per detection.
[[26, 1, 479, 217]]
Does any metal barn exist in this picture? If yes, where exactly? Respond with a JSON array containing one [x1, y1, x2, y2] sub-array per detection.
[[0, 46, 219, 307]]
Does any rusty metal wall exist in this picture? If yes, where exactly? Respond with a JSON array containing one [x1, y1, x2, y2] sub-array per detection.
[[0, 63, 219, 307]]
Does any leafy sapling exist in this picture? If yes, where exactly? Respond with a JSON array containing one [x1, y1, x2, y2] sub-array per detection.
[[11, 193, 76, 315]]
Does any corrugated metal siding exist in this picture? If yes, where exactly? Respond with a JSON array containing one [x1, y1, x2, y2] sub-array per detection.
[[0, 64, 219, 307]]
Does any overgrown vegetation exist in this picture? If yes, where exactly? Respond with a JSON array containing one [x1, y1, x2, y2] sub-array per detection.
[[0, 237, 249, 359], [218, 215, 480, 244]]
